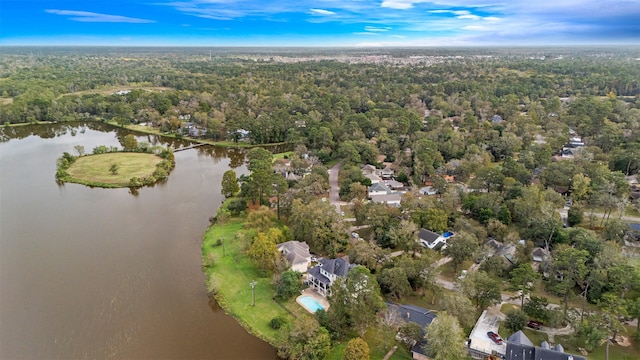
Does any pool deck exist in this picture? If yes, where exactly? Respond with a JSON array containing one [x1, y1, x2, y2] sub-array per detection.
[[296, 288, 330, 314]]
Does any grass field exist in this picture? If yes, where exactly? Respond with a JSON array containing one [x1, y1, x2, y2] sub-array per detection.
[[66, 152, 161, 186], [202, 218, 302, 347]]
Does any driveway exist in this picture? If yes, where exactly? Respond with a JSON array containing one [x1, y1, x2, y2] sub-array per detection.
[[468, 308, 507, 356]]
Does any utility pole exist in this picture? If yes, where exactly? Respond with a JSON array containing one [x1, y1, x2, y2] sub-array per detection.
[[250, 280, 257, 306]]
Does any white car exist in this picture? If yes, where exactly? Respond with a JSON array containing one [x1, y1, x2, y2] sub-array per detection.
[[351, 232, 360, 239]]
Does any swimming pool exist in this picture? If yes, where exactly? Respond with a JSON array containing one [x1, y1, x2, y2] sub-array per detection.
[[443, 231, 454, 238], [299, 295, 325, 313]]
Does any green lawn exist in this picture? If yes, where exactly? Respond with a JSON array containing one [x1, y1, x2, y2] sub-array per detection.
[[273, 151, 294, 160], [202, 218, 299, 347], [66, 152, 162, 186]]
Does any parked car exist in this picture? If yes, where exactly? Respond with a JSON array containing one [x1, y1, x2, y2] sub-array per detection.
[[526, 320, 542, 330], [487, 331, 503, 344], [351, 232, 360, 239]]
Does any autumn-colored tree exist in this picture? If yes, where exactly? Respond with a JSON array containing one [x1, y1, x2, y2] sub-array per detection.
[[247, 231, 279, 274], [343, 337, 370, 360], [221, 169, 239, 198]]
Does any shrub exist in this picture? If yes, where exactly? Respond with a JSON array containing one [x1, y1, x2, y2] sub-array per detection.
[[504, 310, 527, 334], [269, 316, 288, 330]]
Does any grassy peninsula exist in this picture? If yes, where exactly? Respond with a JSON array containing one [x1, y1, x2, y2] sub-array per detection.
[[202, 200, 412, 359], [66, 152, 162, 186]]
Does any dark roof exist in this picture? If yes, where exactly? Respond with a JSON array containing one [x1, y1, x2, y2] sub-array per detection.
[[505, 330, 586, 360], [386, 303, 436, 356], [532, 247, 549, 258], [418, 228, 440, 244], [307, 266, 330, 285], [318, 258, 352, 277]]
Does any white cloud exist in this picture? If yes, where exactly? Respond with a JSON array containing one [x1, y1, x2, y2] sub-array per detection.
[[364, 26, 391, 32], [310, 8, 336, 16], [45, 9, 155, 23], [381, 0, 430, 10]]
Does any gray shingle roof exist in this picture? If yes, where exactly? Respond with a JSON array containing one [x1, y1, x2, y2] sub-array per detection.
[[418, 228, 440, 245], [505, 330, 586, 360]]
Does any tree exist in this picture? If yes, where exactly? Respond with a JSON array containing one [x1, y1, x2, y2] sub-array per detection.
[[423, 312, 467, 360], [440, 292, 477, 330], [388, 220, 419, 251], [246, 147, 274, 205], [504, 310, 527, 334], [221, 169, 239, 198], [444, 232, 477, 272], [247, 231, 279, 274], [275, 270, 303, 301], [279, 318, 331, 360], [122, 134, 138, 151], [109, 163, 119, 175], [343, 337, 370, 360], [524, 296, 549, 322], [327, 266, 385, 337], [550, 245, 589, 315], [378, 267, 412, 300], [245, 206, 275, 232], [509, 263, 541, 308], [422, 208, 448, 233], [73, 145, 85, 156], [567, 205, 584, 227], [398, 322, 423, 349], [457, 271, 502, 309]]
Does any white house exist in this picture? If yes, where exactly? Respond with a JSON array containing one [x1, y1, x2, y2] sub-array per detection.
[[277, 241, 311, 273], [307, 258, 353, 297], [418, 228, 453, 250]]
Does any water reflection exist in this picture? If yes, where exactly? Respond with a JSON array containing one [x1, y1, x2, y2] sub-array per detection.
[[0, 123, 278, 359]]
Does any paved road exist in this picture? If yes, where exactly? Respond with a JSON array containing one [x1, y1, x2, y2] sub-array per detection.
[[328, 162, 342, 213], [558, 206, 640, 223]]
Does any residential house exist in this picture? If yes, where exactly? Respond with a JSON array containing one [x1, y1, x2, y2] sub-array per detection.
[[371, 193, 402, 207], [384, 179, 404, 190], [418, 228, 453, 250], [307, 258, 353, 297], [380, 167, 394, 180], [505, 330, 586, 360], [368, 182, 391, 197], [364, 172, 382, 184], [531, 247, 549, 263], [277, 241, 311, 273], [386, 303, 436, 360], [361, 164, 377, 175]]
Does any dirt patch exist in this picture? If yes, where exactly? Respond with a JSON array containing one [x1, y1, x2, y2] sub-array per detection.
[[615, 335, 632, 347], [0, 98, 13, 105]]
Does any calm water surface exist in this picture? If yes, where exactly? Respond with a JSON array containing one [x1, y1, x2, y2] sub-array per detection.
[[0, 123, 278, 359]]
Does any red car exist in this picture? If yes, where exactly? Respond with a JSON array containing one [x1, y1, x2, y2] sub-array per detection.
[[487, 331, 504, 344], [527, 320, 542, 330]]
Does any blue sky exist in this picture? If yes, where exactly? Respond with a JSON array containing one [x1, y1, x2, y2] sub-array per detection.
[[2, 1, 639, 46]]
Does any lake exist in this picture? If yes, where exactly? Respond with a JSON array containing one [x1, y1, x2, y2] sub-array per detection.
[[0, 123, 278, 359]]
